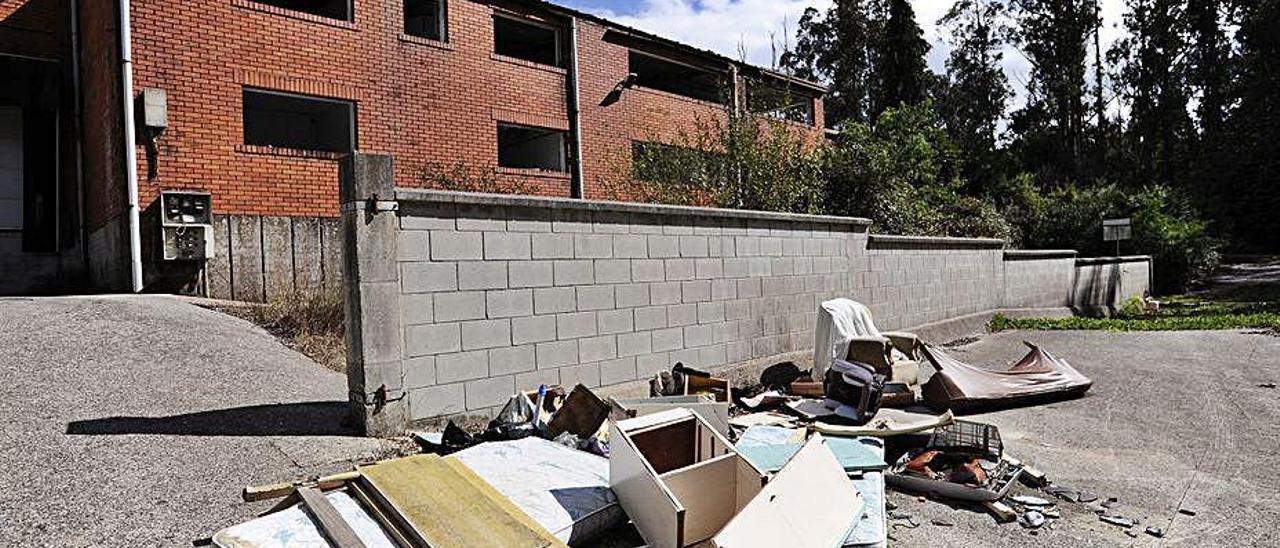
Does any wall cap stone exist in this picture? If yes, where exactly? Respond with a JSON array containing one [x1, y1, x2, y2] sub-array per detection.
[[393, 188, 873, 228], [1004, 249, 1078, 260], [868, 234, 1005, 249], [1075, 255, 1153, 265]]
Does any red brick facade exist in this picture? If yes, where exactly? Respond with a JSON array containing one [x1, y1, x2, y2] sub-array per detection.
[[118, 0, 825, 219]]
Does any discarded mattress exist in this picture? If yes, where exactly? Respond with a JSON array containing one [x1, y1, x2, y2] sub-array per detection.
[[211, 489, 396, 548], [450, 436, 624, 546], [921, 342, 1092, 411]]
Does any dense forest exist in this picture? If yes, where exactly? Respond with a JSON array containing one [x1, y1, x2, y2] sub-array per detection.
[[616, 0, 1278, 294]]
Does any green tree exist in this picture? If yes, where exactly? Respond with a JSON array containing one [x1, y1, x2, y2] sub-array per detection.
[[1113, 0, 1194, 188], [783, 1, 875, 126], [869, 0, 932, 120], [1008, 0, 1100, 184], [939, 0, 1012, 190]]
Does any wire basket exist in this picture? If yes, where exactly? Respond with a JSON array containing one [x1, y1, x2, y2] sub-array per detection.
[[927, 420, 1003, 460]]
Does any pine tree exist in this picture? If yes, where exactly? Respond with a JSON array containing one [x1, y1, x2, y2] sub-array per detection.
[[869, 0, 932, 120], [939, 0, 1012, 189]]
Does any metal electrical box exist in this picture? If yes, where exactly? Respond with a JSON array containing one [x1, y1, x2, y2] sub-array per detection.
[[158, 190, 213, 261]]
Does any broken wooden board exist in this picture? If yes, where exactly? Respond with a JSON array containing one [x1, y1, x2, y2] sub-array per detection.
[[713, 435, 864, 548], [358, 455, 566, 548], [547, 384, 611, 439], [611, 395, 732, 435], [297, 487, 368, 548], [813, 409, 955, 438]]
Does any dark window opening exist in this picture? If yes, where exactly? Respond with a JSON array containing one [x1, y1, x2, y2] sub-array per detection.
[[253, 0, 352, 21], [405, 0, 446, 41], [498, 124, 567, 172], [494, 15, 561, 67], [242, 89, 356, 153], [628, 52, 728, 104], [748, 79, 817, 126]]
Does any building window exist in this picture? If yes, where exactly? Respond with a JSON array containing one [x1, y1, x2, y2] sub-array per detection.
[[628, 51, 728, 104], [493, 14, 561, 67], [748, 79, 817, 126], [253, 0, 352, 21], [242, 89, 356, 153], [497, 124, 566, 172], [405, 0, 446, 41]]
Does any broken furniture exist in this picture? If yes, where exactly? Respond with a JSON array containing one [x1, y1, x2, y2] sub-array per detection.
[[610, 409, 865, 548], [610, 394, 732, 435], [886, 421, 1023, 503], [813, 408, 955, 438], [920, 342, 1093, 412], [814, 298, 923, 387]]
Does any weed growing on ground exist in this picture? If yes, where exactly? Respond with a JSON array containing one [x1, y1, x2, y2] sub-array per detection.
[[223, 291, 347, 372]]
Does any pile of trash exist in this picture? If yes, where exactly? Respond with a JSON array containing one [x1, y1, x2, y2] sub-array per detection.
[[205, 298, 1149, 548]]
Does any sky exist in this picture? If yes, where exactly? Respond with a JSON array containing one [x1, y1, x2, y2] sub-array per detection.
[[557, 0, 1129, 113]]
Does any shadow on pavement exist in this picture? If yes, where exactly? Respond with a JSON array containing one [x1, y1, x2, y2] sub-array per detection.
[[65, 401, 358, 436]]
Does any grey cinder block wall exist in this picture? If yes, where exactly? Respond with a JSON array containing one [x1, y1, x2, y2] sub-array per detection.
[[339, 154, 1152, 434]]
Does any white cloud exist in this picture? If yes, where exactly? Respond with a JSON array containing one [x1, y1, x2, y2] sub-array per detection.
[[579, 0, 1129, 114]]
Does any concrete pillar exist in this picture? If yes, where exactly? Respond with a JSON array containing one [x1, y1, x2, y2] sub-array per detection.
[[340, 154, 407, 436]]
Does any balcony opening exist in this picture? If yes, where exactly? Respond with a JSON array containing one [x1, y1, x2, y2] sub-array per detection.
[[748, 79, 817, 126], [242, 89, 356, 153], [498, 124, 567, 172], [493, 14, 561, 67], [254, 0, 352, 21], [404, 0, 446, 41], [628, 51, 728, 104]]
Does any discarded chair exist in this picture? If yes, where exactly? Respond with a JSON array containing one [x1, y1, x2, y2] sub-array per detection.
[[813, 299, 923, 386]]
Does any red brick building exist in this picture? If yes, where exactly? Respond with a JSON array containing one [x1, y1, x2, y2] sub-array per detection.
[[0, 0, 825, 298]]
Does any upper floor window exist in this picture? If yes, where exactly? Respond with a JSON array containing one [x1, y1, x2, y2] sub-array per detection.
[[494, 14, 562, 67], [254, 0, 352, 21], [627, 51, 728, 104], [405, 0, 446, 41], [748, 79, 818, 126], [242, 89, 356, 153]]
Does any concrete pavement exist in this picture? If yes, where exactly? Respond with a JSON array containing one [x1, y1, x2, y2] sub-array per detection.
[[0, 296, 402, 547]]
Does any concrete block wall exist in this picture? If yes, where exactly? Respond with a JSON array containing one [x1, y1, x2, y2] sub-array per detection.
[[392, 189, 864, 420], [1003, 250, 1079, 309], [855, 235, 1006, 331], [1073, 256, 1153, 316]]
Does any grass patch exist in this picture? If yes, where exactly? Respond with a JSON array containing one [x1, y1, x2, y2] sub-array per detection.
[[220, 291, 347, 372], [989, 295, 1280, 333]]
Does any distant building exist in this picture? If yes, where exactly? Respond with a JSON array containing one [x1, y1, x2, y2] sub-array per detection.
[[0, 0, 825, 298]]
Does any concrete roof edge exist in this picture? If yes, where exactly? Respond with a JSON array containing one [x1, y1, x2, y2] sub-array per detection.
[[1003, 249, 1079, 259], [868, 234, 1006, 249], [394, 188, 872, 227], [1075, 255, 1154, 265]]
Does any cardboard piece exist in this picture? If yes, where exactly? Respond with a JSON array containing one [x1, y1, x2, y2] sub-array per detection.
[[685, 375, 732, 402], [610, 395, 732, 436], [712, 435, 864, 548]]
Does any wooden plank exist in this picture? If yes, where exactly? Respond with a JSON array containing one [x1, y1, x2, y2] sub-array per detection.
[[230, 215, 265, 302], [609, 421, 685, 548], [297, 487, 368, 548], [347, 481, 416, 548], [204, 214, 232, 299], [292, 216, 325, 296], [261, 215, 295, 301], [659, 454, 739, 545], [358, 455, 565, 548], [243, 470, 361, 502]]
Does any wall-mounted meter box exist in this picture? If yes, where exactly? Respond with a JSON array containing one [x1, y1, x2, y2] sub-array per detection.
[[158, 190, 214, 261]]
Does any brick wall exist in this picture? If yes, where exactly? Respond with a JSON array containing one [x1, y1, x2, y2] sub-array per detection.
[[117, 0, 826, 222]]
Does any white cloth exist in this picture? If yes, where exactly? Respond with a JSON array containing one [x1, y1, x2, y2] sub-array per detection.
[[814, 299, 885, 380]]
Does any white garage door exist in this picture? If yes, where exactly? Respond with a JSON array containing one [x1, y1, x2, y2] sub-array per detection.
[[0, 106, 22, 231]]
